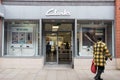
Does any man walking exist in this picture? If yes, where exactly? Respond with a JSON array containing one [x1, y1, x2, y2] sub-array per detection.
[[93, 37, 112, 80]]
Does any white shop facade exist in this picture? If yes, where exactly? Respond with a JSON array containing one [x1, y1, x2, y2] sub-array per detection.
[[1, 5, 115, 68]]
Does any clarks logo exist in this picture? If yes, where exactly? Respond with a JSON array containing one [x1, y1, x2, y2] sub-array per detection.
[[45, 8, 71, 16]]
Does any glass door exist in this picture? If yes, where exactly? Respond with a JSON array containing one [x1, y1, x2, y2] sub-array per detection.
[[58, 32, 72, 64], [43, 19, 74, 64], [45, 32, 58, 63], [45, 31, 72, 64]]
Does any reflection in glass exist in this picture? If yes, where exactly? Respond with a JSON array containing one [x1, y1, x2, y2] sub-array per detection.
[[12, 32, 18, 44], [77, 27, 105, 56], [45, 33, 57, 62], [26, 33, 32, 44], [82, 28, 96, 46], [18, 32, 25, 44]]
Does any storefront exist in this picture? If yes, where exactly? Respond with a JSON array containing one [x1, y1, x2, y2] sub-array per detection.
[[0, 5, 115, 68]]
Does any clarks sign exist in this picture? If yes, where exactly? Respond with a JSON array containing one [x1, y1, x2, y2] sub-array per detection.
[[45, 8, 71, 16]]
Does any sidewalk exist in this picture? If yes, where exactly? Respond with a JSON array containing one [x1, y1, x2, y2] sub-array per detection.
[[0, 67, 120, 80]]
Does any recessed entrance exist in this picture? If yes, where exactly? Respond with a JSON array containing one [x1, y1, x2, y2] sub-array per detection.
[[42, 19, 74, 64]]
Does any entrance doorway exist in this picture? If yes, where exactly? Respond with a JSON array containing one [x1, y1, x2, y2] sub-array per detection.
[[43, 19, 74, 64]]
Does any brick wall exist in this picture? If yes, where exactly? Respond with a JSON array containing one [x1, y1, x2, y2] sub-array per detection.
[[115, 0, 120, 58]]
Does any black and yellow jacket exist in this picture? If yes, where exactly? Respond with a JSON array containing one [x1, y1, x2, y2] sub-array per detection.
[[93, 41, 112, 66]]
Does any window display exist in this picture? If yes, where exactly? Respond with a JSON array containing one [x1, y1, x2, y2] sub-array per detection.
[[77, 21, 108, 56], [82, 28, 96, 46], [82, 28, 105, 46], [5, 20, 39, 56], [11, 27, 33, 44], [80, 28, 105, 56], [12, 32, 18, 44], [18, 32, 25, 44], [26, 33, 32, 44]]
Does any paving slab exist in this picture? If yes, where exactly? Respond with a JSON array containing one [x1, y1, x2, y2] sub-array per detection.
[[0, 67, 120, 80]]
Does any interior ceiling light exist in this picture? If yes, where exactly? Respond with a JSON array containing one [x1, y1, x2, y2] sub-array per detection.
[[52, 26, 59, 31], [52, 26, 59, 29]]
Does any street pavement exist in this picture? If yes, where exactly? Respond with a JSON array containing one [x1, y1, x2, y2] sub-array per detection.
[[0, 66, 120, 80]]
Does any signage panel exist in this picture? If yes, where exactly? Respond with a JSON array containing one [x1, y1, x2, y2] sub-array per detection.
[[45, 8, 71, 16]]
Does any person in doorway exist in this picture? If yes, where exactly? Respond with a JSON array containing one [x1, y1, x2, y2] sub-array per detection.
[[60, 43, 65, 50], [65, 42, 69, 49], [46, 42, 51, 56], [93, 37, 112, 80]]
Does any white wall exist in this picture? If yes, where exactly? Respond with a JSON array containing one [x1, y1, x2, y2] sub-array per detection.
[[0, 5, 4, 17], [0, 57, 44, 69]]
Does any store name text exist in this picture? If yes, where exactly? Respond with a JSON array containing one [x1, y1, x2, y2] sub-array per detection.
[[45, 8, 71, 16]]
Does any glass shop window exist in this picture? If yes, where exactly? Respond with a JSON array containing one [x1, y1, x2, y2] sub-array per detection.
[[12, 32, 33, 44], [76, 20, 113, 57], [26, 33, 32, 44]]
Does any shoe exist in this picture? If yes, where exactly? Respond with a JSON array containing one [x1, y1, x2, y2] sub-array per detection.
[[98, 78, 103, 80], [94, 77, 98, 80], [94, 79, 103, 80], [95, 79, 100, 80], [94, 77, 103, 80], [94, 70, 103, 80], [98, 76, 103, 80]]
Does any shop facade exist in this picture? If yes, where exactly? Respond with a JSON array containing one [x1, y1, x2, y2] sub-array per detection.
[[0, 0, 119, 69]]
